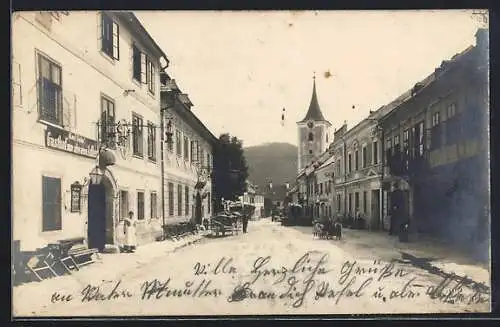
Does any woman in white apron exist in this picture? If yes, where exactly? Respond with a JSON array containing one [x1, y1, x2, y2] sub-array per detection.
[[123, 211, 137, 253]]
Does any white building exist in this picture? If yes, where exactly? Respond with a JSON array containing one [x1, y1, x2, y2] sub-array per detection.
[[239, 181, 265, 220], [12, 11, 169, 252], [160, 73, 217, 226]]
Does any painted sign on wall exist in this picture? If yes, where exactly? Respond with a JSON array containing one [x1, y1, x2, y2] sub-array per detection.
[[45, 125, 99, 158]]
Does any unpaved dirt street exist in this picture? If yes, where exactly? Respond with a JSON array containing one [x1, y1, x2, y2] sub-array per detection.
[[13, 219, 490, 316]]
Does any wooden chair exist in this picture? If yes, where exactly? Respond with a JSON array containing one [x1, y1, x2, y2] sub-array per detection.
[[25, 249, 59, 281]]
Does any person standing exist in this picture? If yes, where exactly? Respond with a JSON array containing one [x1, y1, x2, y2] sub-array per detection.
[[123, 210, 137, 253], [242, 212, 249, 233]]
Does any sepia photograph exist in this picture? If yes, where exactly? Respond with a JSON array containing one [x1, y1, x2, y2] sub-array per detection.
[[11, 9, 490, 317]]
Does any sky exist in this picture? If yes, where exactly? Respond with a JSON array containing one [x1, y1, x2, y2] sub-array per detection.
[[136, 10, 486, 148]]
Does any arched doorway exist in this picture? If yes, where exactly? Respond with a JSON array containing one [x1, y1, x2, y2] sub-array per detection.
[[87, 175, 114, 252], [195, 193, 202, 225]]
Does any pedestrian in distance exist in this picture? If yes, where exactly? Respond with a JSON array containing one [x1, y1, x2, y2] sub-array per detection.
[[242, 213, 249, 233], [123, 210, 137, 253]]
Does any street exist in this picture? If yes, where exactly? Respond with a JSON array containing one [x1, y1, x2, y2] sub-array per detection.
[[13, 218, 490, 316]]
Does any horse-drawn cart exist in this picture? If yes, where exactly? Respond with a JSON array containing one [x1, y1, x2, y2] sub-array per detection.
[[210, 212, 242, 237]]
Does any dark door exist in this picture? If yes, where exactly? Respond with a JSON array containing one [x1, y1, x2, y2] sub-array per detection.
[[88, 184, 106, 251], [195, 193, 202, 224]]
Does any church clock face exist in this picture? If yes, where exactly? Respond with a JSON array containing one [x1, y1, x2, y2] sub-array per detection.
[[307, 120, 314, 129]]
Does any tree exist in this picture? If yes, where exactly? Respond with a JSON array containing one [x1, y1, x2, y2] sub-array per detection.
[[213, 133, 249, 211]]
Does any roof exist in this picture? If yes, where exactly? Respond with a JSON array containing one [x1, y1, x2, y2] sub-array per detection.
[[178, 93, 194, 108], [114, 12, 169, 69], [299, 77, 329, 123], [379, 43, 476, 125]]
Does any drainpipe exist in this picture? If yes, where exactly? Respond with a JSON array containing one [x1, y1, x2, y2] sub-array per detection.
[[160, 107, 166, 240]]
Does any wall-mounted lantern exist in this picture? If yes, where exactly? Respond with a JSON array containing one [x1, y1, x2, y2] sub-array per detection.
[[70, 181, 83, 212]]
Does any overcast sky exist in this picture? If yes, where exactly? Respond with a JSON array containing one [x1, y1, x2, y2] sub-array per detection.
[[137, 10, 485, 148]]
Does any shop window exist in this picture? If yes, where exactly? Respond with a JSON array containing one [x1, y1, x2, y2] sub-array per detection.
[[42, 176, 62, 232], [119, 190, 129, 219], [137, 191, 145, 220], [168, 183, 174, 216], [150, 192, 158, 219], [177, 184, 182, 216]]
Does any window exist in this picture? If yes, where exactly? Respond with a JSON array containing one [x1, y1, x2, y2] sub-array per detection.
[[320, 183, 323, 194], [446, 103, 458, 145], [417, 121, 424, 156], [431, 111, 441, 150], [190, 140, 197, 163], [150, 192, 158, 219], [363, 191, 367, 214], [200, 148, 205, 166], [337, 194, 341, 211], [403, 130, 409, 155], [132, 44, 142, 82], [147, 122, 156, 161], [308, 132, 314, 141], [42, 176, 62, 231], [177, 184, 182, 216], [168, 182, 174, 216], [348, 153, 352, 172], [147, 57, 156, 94], [132, 114, 143, 157], [185, 186, 189, 216], [137, 191, 145, 220], [176, 130, 182, 157], [101, 12, 119, 60], [119, 190, 129, 219], [207, 153, 211, 169], [362, 146, 367, 168], [355, 150, 359, 171], [100, 96, 116, 148], [37, 54, 63, 125], [373, 140, 379, 165], [184, 136, 189, 161], [410, 126, 416, 159], [309, 150, 313, 155]]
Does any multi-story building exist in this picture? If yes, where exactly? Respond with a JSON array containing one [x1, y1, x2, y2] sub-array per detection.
[[160, 73, 217, 226], [331, 107, 388, 229], [379, 29, 489, 249], [311, 149, 335, 220], [12, 11, 170, 252], [239, 181, 265, 220]]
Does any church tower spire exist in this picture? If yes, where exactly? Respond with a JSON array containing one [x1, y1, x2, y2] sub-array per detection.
[[296, 73, 332, 172], [300, 73, 326, 122]]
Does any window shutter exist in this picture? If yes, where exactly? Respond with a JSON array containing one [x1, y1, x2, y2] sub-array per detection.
[[112, 21, 119, 60], [367, 142, 372, 166], [140, 53, 147, 84]]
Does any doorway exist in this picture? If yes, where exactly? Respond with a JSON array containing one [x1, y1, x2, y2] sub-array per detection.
[[87, 176, 114, 251], [195, 193, 202, 225]]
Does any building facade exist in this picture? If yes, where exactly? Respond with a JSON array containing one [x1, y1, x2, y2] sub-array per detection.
[[12, 11, 170, 252], [379, 29, 489, 250], [160, 74, 217, 226], [331, 113, 386, 229]]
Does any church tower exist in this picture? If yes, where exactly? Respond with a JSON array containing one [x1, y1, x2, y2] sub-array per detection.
[[297, 74, 332, 172]]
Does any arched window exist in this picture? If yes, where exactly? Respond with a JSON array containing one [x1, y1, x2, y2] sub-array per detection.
[[308, 132, 314, 141]]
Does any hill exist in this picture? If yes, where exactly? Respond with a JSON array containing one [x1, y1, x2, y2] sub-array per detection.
[[243, 142, 297, 195]]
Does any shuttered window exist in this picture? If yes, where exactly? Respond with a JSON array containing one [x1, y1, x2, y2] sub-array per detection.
[[42, 176, 62, 232], [101, 12, 119, 60], [38, 54, 63, 126], [185, 186, 189, 216], [177, 185, 182, 216], [168, 183, 174, 216]]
